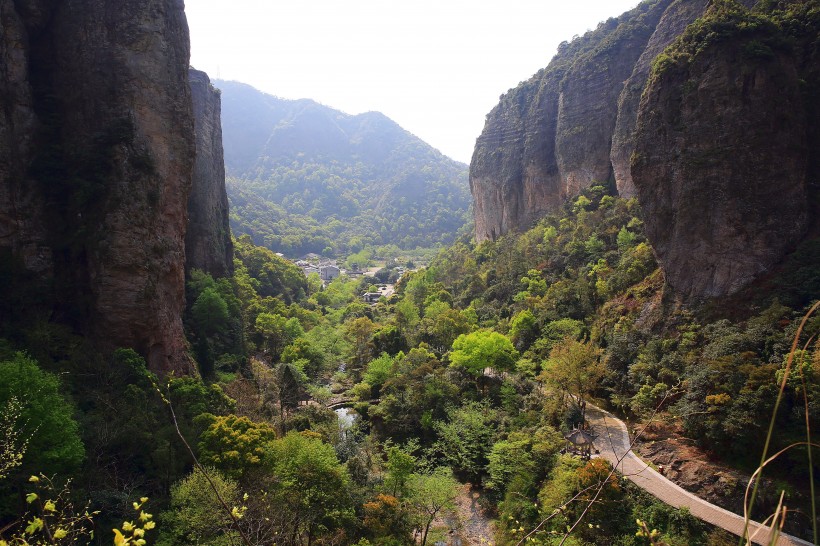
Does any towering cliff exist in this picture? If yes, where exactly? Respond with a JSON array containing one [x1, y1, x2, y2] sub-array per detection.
[[610, 0, 711, 197], [186, 69, 233, 279], [471, 0, 817, 300], [0, 0, 196, 374], [471, 0, 674, 240], [631, 1, 817, 298]]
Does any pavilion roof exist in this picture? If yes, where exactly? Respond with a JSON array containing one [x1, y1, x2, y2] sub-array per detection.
[[564, 428, 596, 446]]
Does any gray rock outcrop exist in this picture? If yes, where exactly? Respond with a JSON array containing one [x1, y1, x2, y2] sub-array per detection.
[[470, 0, 672, 241], [631, 5, 813, 298], [186, 68, 233, 279]]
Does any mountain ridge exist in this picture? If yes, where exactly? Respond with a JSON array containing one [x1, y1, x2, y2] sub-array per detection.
[[216, 80, 471, 256]]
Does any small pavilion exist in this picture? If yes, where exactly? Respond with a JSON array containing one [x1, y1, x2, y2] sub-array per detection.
[[564, 427, 596, 460]]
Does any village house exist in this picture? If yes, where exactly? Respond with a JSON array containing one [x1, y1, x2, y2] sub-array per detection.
[[320, 264, 341, 281], [362, 292, 382, 304]]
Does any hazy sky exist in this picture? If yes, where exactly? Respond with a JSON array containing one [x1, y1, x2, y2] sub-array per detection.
[[186, 0, 640, 164]]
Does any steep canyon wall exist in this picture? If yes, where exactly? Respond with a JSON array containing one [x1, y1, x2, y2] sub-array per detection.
[[0, 0, 230, 373], [471, 0, 817, 300], [187, 68, 234, 280]]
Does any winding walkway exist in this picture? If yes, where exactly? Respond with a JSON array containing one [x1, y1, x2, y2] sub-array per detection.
[[586, 405, 814, 546]]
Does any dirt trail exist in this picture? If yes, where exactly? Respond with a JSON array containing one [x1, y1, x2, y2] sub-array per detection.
[[434, 484, 496, 546]]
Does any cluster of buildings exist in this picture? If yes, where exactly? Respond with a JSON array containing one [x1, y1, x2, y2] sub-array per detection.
[[289, 253, 396, 303], [294, 253, 364, 282]]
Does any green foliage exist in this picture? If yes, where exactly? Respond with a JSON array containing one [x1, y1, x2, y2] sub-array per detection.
[[616, 226, 637, 251], [282, 337, 327, 378], [34, 349, 182, 504], [537, 457, 628, 542], [649, 0, 786, 83], [539, 337, 605, 416], [363, 353, 397, 393], [5, 57, 818, 543], [192, 288, 230, 338], [632, 499, 707, 545], [220, 83, 471, 255], [316, 275, 363, 309], [186, 269, 244, 376], [572, 195, 592, 213], [345, 248, 373, 270], [169, 377, 236, 418], [407, 467, 460, 546], [265, 431, 353, 542], [607, 241, 656, 294], [486, 435, 535, 494], [449, 330, 519, 377], [197, 414, 277, 479], [233, 235, 307, 303], [509, 309, 538, 350], [158, 467, 241, 546], [254, 312, 290, 358], [0, 354, 84, 477], [383, 443, 417, 497], [415, 300, 472, 355], [368, 348, 457, 441], [0, 397, 29, 481], [1, 474, 97, 545], [0, 474, 158, 546], [433, 402, 498, 481]]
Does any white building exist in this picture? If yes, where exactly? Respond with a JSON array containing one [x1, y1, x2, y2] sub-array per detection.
[[320, 265, 341, 281]]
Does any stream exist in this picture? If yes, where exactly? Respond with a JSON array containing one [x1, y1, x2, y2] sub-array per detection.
[[335, 406, 357, 429]]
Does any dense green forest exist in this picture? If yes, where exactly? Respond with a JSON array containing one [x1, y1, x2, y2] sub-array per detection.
[[2, 183, 817, 545], [3, 0, 820, 544], [218, 81, 471, 256]]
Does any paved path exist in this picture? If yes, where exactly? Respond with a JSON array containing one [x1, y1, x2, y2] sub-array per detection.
[[586, 405, 814, 546]]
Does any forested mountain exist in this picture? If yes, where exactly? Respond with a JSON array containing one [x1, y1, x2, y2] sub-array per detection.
[[216, 80, 471, 256]]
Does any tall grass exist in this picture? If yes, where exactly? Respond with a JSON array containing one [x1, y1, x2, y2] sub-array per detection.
[[741, 300, 819, 546]]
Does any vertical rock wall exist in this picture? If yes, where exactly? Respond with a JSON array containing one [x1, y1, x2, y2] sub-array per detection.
[[470, 71, 565, 242], [0, 0, 196, 374], [187, 68, 234, 279], [0, 0, 49, 276], [631, 11, 811, 299], [470, 0, 670, 241], [470, 0, 816, 300], [610, 0, 709, 198]]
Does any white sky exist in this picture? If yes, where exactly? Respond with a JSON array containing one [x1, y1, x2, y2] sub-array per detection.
[[185, 0, 640, 164]]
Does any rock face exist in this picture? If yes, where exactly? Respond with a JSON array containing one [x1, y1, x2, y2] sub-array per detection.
[[186, 69, 233, 279], [631, 5, 814, 299], [471, 0, 673, 241], [471, 0, 817, 300], [610, 0, 710, 198], [0, 0, 196, 374]]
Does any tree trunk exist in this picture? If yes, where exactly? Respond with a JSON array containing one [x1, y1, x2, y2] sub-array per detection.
[[421, 518, 433, 546]]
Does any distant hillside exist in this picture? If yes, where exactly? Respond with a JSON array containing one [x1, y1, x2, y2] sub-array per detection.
[[216, 80, 471, 256]]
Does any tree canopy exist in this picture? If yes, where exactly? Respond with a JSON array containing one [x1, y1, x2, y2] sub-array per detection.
[[0, 353, 84, 477], [449, 330, 519, 377]]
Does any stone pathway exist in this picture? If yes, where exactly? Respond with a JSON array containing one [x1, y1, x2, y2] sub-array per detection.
[[586, 405, 814, 546]]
